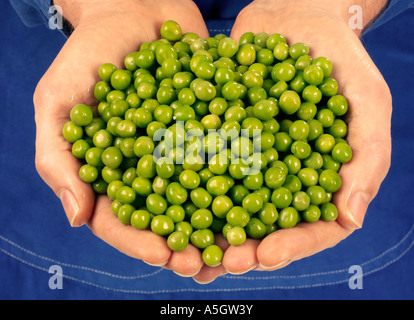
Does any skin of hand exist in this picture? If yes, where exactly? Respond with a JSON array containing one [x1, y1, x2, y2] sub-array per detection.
[[193, 0, 392, 284], [33, 0, 211, 276]]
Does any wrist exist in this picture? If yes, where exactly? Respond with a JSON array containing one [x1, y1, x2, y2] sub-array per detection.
[[252, 0, 388, 35]]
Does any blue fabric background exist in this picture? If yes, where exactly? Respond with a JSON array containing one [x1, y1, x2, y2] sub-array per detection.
[[0, 1, 413, 300]]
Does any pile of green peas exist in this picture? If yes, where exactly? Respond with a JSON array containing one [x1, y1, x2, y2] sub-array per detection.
[[62, 20, 352, 267]]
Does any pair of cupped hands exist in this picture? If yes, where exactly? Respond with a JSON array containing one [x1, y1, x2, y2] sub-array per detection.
[[34, 0, 391, 284]]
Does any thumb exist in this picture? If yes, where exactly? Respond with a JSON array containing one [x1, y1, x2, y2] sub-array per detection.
[[334, 82, 392, 230], [34, 85, 95, 227]]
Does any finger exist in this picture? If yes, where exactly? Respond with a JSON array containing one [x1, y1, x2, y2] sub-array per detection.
[[165, 244, 204, 277], [193, 264, 227, 284], [87, 195, 171, 266], [334, 75, 392, 228], [222, 239, 260, 274], [34, 99, 96, 227], [257, 221, 352, 270]]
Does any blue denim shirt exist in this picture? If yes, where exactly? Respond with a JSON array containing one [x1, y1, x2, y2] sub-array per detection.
[[9, 0, 414, 35]]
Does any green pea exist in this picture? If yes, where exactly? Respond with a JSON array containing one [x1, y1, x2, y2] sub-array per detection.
[[151, 215, 175, 236], [202, 245, 223, 267]]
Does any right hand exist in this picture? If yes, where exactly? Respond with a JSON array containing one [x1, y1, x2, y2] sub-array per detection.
[[34, 0, 209, 276]]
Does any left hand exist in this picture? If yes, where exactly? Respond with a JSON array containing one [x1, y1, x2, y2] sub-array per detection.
[[193, 0, 392, 283]]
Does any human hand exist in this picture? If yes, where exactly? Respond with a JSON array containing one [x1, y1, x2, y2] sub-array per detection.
[[34, 0, 210, 275], [193, 0, 392, 283]]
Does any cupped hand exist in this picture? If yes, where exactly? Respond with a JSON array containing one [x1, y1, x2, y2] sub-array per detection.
[[34, 0, 210, 276], [194, 0, 392, 283]]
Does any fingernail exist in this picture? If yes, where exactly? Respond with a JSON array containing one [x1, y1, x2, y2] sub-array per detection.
[[259, 259, 291, 271], [346, 192, 370, 229], [58, 189, 80, 227]]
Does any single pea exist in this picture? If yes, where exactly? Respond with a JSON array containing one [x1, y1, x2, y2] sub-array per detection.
[[258, 202, 279, 225], [319, 169, 342, 193], [191, 208, 213, 229], [303, 65, 324, 86], [211, 195, 233, 219], [289, 120, 309, 141], [307, 119, 324, 141], [135, 49, 156, 69], [130, 209, 151, 230], [279, 90, 301, 115], [292, 191, 311, 211], [190, 187, 213, 209], [283, 154, 301, 175], [327, 95, 349, 116], [274, 132, 293, 153], [152, 175, 169, 195], [245, 217, 267, 240], [137, 154, 156, 179], [116, 185, 136, 204], [202, 245, 224, 267], [117, 204, 135, 225], [291, 140, 312, 159], [264, 167, 287, 189], [101, 146, 123, 169], [131, 176, 152, 197], [226, 206, 250, 227], [194, 80, 217, 102], [302, 85, 322, 104], [72, 139, 90, 159], [70, 104, 94, 127], [321, 202, 339, 222], [313, 57, 333, 77], [306, 185, 327, 205], [79, 164, 99, 183], [99, 63, 117, 82], [165, 205, 186, 224], [151, 215, 175, 236], [316, 108, 335, 128], [271, 187, 293, 209], [331, 142, 353, 163], [165, 182, 188, 205], [190, 229, 215, 249], [315, 133, 336, 154], [62, 121, 83, 143], [167, 231, 189, 252], [282, 174, 302, 193], [303, 152, 324, 169], [84, 147, 104, 167], [242, 193, 264, 214], [146, 193, 168, 215], [327, 119, 348, 138], [94, 81, 111, 102], [236, 44, 256, 66], [271, 62, 296, 82], [266, 33, 286, 50], [322, 154, 341, 172], [319, 77, 339, 97], [273, 42, 289, 61], [226, 226, 246, 246], [277, 207, 299, 229], [206, 176, 230, 197], [297, 168, 319, 187], [289, 42, 309, 60], [155, 157, 176, 180], [175, 221, 193, 238], [253, 100, 277, 121], [302, 205, 321, 223], [179, 169, 201, 189], [218, 37, 239, 58], [209, 97, 228, 116], [243, 171, 264, 191]]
